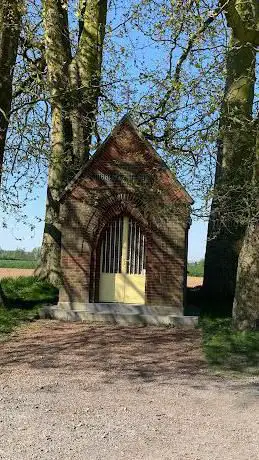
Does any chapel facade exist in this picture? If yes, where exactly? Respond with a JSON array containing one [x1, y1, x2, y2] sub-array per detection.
[[56, 115, 193, 323]]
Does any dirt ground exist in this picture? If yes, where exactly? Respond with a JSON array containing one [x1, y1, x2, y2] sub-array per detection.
[[186, 276, 203, 288], [0, 268, 203, 288], [0, 268, 34, 279], [0, 321, 258, 460]]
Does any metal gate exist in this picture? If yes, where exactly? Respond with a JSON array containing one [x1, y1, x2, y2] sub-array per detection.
[[99, 216, 146, 303]]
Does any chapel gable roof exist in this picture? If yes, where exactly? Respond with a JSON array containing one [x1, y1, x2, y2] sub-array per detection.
[[60, 114, 193, 205]]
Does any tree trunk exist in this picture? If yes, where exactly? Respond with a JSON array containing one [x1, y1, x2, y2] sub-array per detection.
[[0, 0, 22, 180], [220, 0, 259, 46], [203, 35, 256, 302], [69, 0, 108, 165], [233, 117, 259, 329], [232, 220, 259, 329], [37, 103, 67, 285], [0, 283, 7, 306], [0, 0, 22, 306], [37, 0, 72, 285], [39, 0, 108, 284]]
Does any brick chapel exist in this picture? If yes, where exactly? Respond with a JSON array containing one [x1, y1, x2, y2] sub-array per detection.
[[55, 115, 193, 323]]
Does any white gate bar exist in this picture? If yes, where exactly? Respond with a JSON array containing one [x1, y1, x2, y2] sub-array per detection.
[[137, 225, 140, 274]]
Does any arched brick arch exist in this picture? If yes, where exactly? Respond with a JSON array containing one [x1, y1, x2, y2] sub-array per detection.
[[88, 193, 151, 302], [88, 192, 151, 250]]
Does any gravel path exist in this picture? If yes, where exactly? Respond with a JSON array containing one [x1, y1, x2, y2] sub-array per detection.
[[0, 321, 258, 460]]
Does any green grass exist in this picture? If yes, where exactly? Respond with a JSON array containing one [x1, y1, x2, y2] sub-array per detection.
[[0, 306, 40, 335], [188, 260, 204, 277], [0, 259, 37, 269], [201, 317, 259, 375], [0, 276, 58, 335]]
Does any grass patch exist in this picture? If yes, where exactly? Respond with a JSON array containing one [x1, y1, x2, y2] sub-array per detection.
[[0, 259, 37, 269], [201, 317, 259, 375], [0, 276, 58, 335], [188, 260, 204, 277], [0, 307, 39, 335]]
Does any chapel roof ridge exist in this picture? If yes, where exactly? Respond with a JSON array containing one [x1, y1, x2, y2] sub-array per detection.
[[60, 112, 193, 205]]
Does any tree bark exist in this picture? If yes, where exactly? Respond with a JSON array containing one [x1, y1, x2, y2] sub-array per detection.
[[232, 220, 259, 329], [0, 283, 7, 306], [203, 35, 256, 302], [39, 0, 107, 285], [220, 0, 259, 46], [0, 0, 23, 306], [69, 0, 108, 165], [37, 102, 68, 285], [37, 0, 72, 285], [233, 119, 259, 329], [0, 0, 22, 181]]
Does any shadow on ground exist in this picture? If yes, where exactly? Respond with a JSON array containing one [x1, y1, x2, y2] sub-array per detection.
[[0, 321, 207, 383]]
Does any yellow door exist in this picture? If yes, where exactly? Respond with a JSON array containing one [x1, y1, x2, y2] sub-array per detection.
[[99, 216, 146, 304]]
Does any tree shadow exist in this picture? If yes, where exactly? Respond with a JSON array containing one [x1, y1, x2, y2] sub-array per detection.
[[0, 323, 207, 384]]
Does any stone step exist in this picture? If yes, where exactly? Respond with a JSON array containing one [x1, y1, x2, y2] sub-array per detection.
[[40, 305, 198, 327], [56, 302, 182, 316]]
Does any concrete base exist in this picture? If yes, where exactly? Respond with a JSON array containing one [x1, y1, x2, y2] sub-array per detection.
[[40, 302, 198, 327]]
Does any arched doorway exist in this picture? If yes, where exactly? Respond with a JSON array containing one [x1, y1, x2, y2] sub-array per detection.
[[99, 215, 146, 303]]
